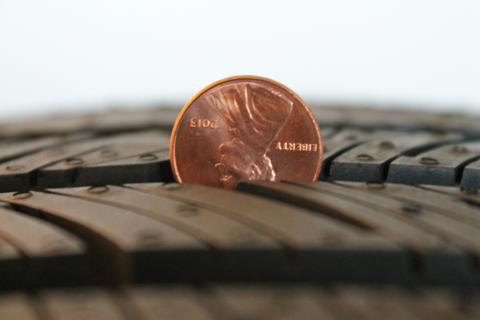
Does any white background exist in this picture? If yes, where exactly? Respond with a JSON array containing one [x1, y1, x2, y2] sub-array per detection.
[[1, 0, 479, 119]]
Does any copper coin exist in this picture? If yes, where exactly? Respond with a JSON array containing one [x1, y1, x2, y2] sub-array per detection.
[[170, 75, 323, 188]]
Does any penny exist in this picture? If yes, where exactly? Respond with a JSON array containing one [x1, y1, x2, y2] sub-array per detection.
[[170, 75, 323, 188]]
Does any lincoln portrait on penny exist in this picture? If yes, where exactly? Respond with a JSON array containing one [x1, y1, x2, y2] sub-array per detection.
[[207, 82, 294, 188]]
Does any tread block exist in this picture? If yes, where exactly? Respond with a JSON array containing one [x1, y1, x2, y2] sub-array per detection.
[[128, 286, 215, 320], [37, 133, 170, 188], [329, 132, 461, 182], [68, 150, 172, 186], [0, 205, 91, 287], [340, 182, 480, 234], [312, 182, 480, 256], [320, 129, 397, 179], [422, 185, 480, 200], [38, 288, 125, 320], [0, 131, 167, 192], [388, 141, 480, 186], [461, 158, 480, 190], [0, 190, 207, 284], [0, 137, 63, 163], [238, 181, 477, 285]]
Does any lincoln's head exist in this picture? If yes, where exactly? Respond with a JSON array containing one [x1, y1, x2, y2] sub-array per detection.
[[207, 82, 293, 187]]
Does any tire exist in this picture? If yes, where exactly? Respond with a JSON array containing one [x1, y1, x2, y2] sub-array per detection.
[[0, 105, 479, 319]]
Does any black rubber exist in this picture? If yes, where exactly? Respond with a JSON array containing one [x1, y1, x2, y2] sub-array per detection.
[[0, 105, 479, 319]]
